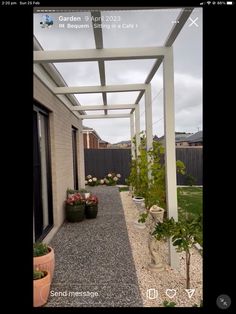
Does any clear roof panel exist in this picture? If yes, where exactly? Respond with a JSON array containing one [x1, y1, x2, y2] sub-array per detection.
[[107, 109, 131, 114], [105, 59, 156, 85], [74, 94, 103, 105], [101, 9, 182, 48], [54, 62, 100, 86], [107, 92, 140, 105], [34, 12, 95, 50], [84, 110, 106, 115]]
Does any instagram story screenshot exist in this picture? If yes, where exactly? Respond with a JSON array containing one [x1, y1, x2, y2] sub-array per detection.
[[2, 0, 234, 311]]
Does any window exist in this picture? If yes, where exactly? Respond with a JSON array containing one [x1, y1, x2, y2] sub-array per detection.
[[33, 103, 53, 241], [72, 126, 79, 190]]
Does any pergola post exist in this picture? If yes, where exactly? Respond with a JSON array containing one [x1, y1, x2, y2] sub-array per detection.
[[163, 47, 179, 270], [145, 84, 153, 180], [135, 103, 141, 157], [130, 113, 135, 159], [78, 119, 86, 189]]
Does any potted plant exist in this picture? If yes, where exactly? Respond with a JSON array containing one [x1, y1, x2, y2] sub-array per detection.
[[33, 242, 55, 280], [134, 211, 148, 229], [65, 192, 85, 222], [79, 188, 90, 199], [85, 195, 98, 219], [33, 270, 51, 307], [67, 188, 78, 198]]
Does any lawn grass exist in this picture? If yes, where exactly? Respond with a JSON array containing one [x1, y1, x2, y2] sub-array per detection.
[[177, 186, 202, 219], [119, 186, 130, 192]]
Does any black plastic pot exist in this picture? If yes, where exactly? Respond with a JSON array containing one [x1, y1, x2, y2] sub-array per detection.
[[66, 204, 85, 222], [85, 204, 98, 219]]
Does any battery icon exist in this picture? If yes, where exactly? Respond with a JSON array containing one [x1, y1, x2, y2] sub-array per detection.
[[226, 1, 233, 4]]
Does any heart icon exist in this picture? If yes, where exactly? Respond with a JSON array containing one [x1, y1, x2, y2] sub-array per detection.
[[165, 289, 177, 299]]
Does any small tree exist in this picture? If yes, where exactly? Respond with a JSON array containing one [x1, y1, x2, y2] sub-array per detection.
[[127, 132, 185, 210], [152, 214, 202, 289]]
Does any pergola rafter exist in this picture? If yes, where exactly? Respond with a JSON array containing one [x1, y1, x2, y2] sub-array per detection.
[[91, 11, 108, 115]]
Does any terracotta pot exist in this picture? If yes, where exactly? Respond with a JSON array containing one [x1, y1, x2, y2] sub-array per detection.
[[34, 247, 55, 280], [33, 271, 51, 307]]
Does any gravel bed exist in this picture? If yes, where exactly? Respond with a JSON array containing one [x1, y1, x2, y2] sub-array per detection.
[[46, 186, 143, 307], [120, 191, 203, 307]]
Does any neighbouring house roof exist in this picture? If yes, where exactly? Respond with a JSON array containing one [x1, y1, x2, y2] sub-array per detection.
[[158, 132, 193, 143], [82, 126, 101, 141], [175, 133, 193, 142], [99, 140, 109, 144], [113, 140, 131, 145], [186, 130, 203, 143]]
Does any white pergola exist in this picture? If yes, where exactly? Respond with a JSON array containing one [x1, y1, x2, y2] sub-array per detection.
[[33, 7, 193, 269]]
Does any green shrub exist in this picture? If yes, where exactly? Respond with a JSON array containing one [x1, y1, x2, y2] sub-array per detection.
[[33, 270, 47, 280], [33, 242, 50, 257], [163, 300, 176, 307], [185, 174, 197, 186]]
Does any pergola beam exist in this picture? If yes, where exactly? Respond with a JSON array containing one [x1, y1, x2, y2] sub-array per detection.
[[78, 114, 131, 119], [72, 104, 136, 111], [54, 84, 147, 95], [34, 47, 168, 63]]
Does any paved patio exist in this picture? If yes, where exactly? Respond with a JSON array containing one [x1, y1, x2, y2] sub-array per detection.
[[46, 186, 143, 307]]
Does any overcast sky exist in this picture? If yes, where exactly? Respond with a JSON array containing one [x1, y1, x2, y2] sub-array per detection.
[[34, 8, 202, 144]]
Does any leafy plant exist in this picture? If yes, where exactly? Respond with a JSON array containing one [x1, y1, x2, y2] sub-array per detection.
[[152, 217, 176, 241], [34, 270, 47, 280], [152, 214, 202, 289], [192, 300, 203, 307], [163, 300, 176, 307], [185, 173, 197, 186], [67, 188, 78, 197], [127, 132, 186, 210], [85, 175, 99, 186], [119, 186, 129, 192], [79, 188, 88, 193], [33, 242, 50, 257], [138, 211, 149, 223], [104, 172, 121, 186]]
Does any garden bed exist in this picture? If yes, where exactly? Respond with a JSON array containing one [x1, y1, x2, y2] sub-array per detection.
[[120, 191, 203, 307]]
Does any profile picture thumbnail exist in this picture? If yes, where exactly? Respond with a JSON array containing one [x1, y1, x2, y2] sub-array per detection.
[[40, 15, 53, 28]]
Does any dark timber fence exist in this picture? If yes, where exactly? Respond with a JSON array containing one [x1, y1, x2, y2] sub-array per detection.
[[84, 149, 131, 185], [84, 147, 202, 185]]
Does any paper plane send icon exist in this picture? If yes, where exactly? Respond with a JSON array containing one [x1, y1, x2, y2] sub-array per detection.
[[185, 289, 195, 299]]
